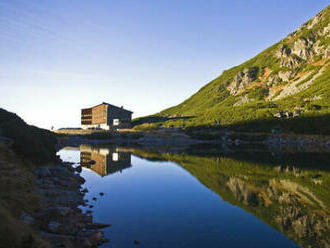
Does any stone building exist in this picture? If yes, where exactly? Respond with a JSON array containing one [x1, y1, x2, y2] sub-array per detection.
[[81, 102, 133, 130]]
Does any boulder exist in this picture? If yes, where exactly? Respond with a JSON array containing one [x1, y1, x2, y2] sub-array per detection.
[[36, 167, 51, 177], [86, 230, 105, 246], [48, 221, 61, 233], [20, 212, 34, 225], [75, 166, 82, 173]]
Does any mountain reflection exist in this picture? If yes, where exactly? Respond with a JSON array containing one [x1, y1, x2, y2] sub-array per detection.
[[128, 147, 330, 248], [80, 145, 131, 176]]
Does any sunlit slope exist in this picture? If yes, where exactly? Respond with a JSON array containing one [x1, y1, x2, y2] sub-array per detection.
[[151, 6, 330, 132]]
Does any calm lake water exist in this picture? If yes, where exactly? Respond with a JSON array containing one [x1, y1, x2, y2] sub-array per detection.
[[57, 145, 330, 248]]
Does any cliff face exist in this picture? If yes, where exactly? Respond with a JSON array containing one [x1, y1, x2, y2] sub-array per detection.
[[153, 5, 330, 133]]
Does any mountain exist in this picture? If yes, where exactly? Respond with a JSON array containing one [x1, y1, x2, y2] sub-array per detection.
[[137, 5, 330, 134], [130, 148, 330, 248]]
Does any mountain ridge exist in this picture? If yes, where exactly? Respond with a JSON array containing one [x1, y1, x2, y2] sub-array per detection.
[[135, 5, 330, 134]]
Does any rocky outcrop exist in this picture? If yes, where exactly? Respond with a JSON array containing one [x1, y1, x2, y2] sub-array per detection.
[[291, 37, 315, 60], [272, 64, 326, 100], [225, 175, 330, 248], [276, 45, 302, 69], [226, 178, 263, 206], [227, 67, 259, 94]]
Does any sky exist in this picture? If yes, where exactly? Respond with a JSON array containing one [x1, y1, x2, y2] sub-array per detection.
[[0, 0, 328, 129]]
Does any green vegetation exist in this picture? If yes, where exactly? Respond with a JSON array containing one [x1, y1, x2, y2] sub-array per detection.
[[132, 122, 161, 131], [133, 6, 330, 135], [131, 147, 330, 248]]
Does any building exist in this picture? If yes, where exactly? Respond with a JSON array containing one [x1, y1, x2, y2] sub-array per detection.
[[80, 145, 132, 176], [81, 102, 133, 130]]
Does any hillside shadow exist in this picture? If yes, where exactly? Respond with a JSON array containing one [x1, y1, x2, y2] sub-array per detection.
[[132, 115, 195, 126], [186, 113, 330, 135]]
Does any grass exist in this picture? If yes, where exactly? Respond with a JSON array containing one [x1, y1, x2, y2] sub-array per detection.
[[129, 147, 330, 248], [133, 6, 330, 135], [132, 122, 161, 131]]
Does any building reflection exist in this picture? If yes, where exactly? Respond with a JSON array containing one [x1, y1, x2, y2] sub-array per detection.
[[80, 145, 131, 176]]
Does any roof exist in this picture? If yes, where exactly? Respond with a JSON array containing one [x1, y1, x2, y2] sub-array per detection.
[[82, 102, 133, 113]]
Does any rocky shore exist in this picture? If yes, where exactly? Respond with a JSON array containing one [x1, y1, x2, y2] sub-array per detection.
[[57, 128, 330, 153], [29, 162, 109, 247]]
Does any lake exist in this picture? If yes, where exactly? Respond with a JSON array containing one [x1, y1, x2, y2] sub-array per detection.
[[57, 145, 330, 248]]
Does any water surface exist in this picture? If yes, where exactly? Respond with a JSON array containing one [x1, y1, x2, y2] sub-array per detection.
[[58, 145, 330, 248]]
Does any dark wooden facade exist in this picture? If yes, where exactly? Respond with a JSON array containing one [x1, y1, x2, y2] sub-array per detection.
[[80, 145, 131, 176], [81, 102, 133, 129]]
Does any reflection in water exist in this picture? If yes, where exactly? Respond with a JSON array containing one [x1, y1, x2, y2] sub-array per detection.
[[130, 148, 330, 248], [80, 145, 131, 176], [58, 145, 330, 248]]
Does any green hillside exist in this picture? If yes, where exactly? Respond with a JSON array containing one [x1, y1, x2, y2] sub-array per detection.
[[136, 6, 330, 134], [130, 148, 330, 248]]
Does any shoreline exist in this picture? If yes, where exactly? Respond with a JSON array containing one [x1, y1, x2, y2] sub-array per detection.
[[32, 161, 110, 247], [55, 128, 330, 152]]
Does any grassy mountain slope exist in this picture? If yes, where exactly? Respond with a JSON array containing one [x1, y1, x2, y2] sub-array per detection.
[[130, 148, 330, 248], [136, 6, 330, 134]]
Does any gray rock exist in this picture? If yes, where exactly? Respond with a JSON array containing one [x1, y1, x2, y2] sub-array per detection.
[[54, 206, 73, 216], [20, 212, 34, 225], [292, 38, 314, 60], [86, 230, 105, 246], [75, 166, 82, 173], [36, 167, 52, 177], [227, 67, 258, 94], [278, 70, 295, 82], [48, 221, 61, 232]]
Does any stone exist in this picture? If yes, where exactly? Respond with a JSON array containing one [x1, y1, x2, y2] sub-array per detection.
[[273, 112, 285, 118], [227, 67, 258, 94], [292, 38, 314, 60], [86, 230, 105, 246], [20, 212, 34, 225], [36, 167, 51, 177], [55, 206, 72, 216], [48, 221, 61, 232], [278, 70, 295, 82], [75, 166, 82, 173]]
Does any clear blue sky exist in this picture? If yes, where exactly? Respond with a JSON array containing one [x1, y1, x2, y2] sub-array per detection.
[[0, 0, 328, 129]]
